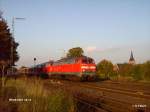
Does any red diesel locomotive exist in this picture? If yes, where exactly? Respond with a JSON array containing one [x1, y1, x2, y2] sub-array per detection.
[[29, 56, 96, 81]]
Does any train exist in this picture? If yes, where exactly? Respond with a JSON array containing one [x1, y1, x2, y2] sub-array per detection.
[[27, 56, 97, 81]]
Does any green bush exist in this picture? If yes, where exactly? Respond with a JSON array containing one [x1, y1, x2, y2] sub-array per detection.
[[97, 59, 113, 79], [131, 65, 143, 80], [143, 61, 150, 81]]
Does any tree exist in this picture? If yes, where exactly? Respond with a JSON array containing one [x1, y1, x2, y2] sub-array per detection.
[[134, 65, 143, 80], [97, 59, 114, 79], [0, 15, 19, 83], [142, 61, 150, 81], [67, 47, 84, 58], [117, 63, 133, 77]]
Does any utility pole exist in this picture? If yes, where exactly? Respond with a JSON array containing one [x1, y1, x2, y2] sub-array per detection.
[[11, 17, 25, 74], [34, 58, 36, 75]]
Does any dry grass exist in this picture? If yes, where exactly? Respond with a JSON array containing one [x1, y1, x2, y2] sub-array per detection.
[[0, 77, 76, 112]]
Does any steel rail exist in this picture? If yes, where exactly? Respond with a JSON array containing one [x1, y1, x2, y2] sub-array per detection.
[[79, 84, 150, 99], [74, 96, 107, 112], [85, 82, 150, 95]]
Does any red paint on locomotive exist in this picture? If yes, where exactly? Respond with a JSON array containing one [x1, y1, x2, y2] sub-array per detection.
[[29, 56, 96, 81]]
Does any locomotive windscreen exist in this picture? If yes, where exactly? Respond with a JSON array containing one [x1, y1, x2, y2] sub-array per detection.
[[82, 57, 95, 64]]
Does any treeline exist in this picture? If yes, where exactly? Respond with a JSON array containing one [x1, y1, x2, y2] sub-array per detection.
[[96, 60, 150, 82], [0, 13, 19, 77]]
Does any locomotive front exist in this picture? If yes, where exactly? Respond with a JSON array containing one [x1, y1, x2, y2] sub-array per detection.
[[79, 57, 96, 81]]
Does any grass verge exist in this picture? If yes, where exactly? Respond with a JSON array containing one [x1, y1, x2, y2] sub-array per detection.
[[0, 77, 76, 112]]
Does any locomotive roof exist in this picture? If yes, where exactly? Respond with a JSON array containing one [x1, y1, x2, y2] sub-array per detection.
[[29, 56, 94, 68], [57, 56, 93, 62], [30, 61, 52, 68]]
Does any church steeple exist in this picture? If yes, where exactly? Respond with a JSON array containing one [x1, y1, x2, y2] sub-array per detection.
[[129, 51, 135, 64]]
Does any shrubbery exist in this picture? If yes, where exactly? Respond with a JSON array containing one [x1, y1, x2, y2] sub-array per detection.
[[96, 60, 150, 82]]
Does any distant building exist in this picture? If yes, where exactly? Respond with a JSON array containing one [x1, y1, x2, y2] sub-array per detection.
[[18, 66, 29, 74], [113, 64, 119, 72], [128, 51, 135, 65]]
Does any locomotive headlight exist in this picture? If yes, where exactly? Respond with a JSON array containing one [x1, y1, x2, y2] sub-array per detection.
[[82, 69, 85, 72], [81, 66, 88, 69], [90, 66, 96, 69]]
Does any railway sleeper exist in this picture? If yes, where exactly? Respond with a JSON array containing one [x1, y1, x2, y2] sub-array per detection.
[[100, 97, 147, 112]]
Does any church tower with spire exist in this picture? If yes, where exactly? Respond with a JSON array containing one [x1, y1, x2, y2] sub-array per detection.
[[128, 51, 135, 65]]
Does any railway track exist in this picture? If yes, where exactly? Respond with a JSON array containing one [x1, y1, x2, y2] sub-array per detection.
[[3, 76, 150, 112], [43, 80, 107, 112], [77, 83, 150, 112], [92, 81, 150, 95], [43, 79, 150, 112], [75, 96, 107, 112], [58, 80, 150, 112], [106, 80, 150, 86], [59, 80, 150, 99], [79, 83, 150, 99]]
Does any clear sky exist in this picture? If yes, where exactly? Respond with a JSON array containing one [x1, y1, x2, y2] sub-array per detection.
[[0, 0, 150, 67]]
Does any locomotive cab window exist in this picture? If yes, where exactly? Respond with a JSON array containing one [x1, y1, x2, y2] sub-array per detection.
[[82, 58, 94, 64], [89, 59, 95, 64], [75, 59, 80, 63]]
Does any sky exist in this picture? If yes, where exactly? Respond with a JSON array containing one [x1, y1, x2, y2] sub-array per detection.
[[0, 0, 150, 67]]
